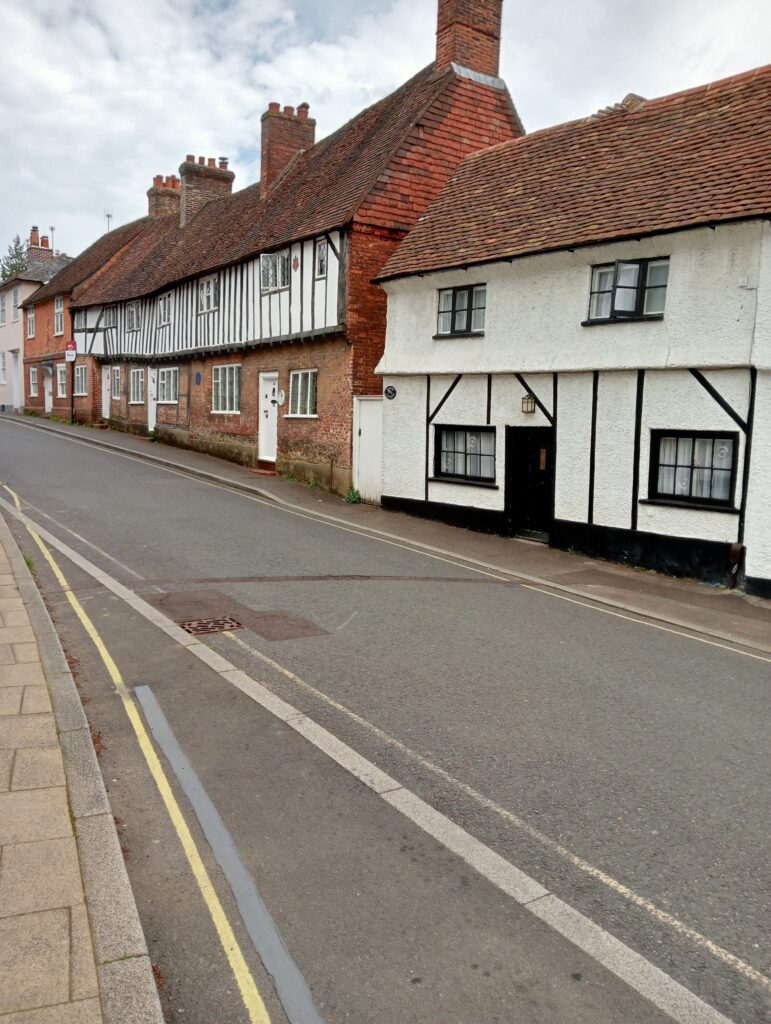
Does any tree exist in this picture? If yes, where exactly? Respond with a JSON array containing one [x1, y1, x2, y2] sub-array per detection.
[[1, 235, 28, 281]]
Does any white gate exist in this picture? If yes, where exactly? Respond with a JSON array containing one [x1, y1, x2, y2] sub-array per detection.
[[147, 367, 158, 432], [102, 367, 110, 418], [353, 397, 383, 503]]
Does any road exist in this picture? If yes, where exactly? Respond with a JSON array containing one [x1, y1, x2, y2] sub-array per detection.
[[1, 418, 768, 1024]]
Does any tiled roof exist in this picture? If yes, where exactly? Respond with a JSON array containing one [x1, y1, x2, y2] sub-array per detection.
[[74, 64, 464, 306], [0, 257, 71, 290], [378, 64, 771, 281], [26, 219, 149, 306]]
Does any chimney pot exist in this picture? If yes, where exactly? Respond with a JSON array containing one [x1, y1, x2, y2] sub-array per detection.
[[283, 105, 294, 117], [218, 157, 229, 169], [30, 225, 40, 247], [198, 155, 206, 165], [297, 103, 310, 119], [153, 174, 163, 187], [41, 235, 50, 248], [185, 153, 195, 163], [207, 157, 216, 168]]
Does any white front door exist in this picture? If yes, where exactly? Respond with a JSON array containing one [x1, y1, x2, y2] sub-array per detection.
[[147, 367, 158, 432], [102, 367, 110, 418], [353, 397, 383, 503], [258, 371, 279, 462], [44, 370, 53, 414], [11, 351, 21, 411]]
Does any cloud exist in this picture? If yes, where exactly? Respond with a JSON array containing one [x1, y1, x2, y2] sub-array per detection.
[[2, 0, 769, 257]]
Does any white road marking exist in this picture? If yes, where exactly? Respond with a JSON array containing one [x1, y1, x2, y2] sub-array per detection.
[[0, 497, 750, 1024], [3, 417, 769, 661]]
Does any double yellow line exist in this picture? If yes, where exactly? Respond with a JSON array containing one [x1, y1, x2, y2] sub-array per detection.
[[4, 485, 271, 1024]]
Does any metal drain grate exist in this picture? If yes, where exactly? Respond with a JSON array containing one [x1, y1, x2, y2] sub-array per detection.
[[177, 616, 243, 635]]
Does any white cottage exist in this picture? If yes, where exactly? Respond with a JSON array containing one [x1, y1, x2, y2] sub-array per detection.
[[376, 67, 771, 596]]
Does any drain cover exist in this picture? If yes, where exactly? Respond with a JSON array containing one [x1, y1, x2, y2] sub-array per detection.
[[177, 616, 242, 635]]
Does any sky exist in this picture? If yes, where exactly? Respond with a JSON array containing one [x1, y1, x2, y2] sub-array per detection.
[[2, 0, 770, 258]]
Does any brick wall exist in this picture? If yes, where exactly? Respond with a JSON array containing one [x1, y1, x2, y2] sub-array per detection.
[[260, 104, 316, 196], [24, 295, 68, 417], [435, 0, 503, 77], [179, 158, 234, 226]]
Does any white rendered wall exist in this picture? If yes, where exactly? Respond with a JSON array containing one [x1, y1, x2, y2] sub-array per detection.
[[742, 369, 771, 581], [0, 280, 37, 410], [378, 222, 764, 376], [554, 373, 592, 523]]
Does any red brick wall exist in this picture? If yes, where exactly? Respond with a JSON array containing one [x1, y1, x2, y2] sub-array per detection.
[[72, 357, 102, 422], [260, 105, 316, 196], [24, 294, 70, 417], [347, 224, 403, 396]]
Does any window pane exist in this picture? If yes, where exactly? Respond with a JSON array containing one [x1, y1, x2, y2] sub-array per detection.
[[692, 468, 711, 498], [589, 292, 611, 319], [440, 451, 453, 474], [454, 452, 465, 475], [437, 311, 452, 334], [659, 437, 677, 464], [232, 367, 240, 411], [290, 376, 299, 415], [713, 439, 733, 469], [616, 263, 640, 288], [308, 372, 317, 414], [643, 286, 667, 315], [471, 306, 485, 331], [613, 286, 637, 313], [693, 438, 712, 467], [646, 261, 669, 288], [711, 469, 731, 501], [480, 455, 495, 479], [300, 372, 309, 414], [438, 290, 453, 312], [455, 289, 469, 310], [674, 466, 691, 496], [658, 466, 675, 494], [676, 436, 693, 465], [468, 453, 481, 477], [480, 432, 494, 456], [592, 267, 613, 290], [453, 307, 468, 332]]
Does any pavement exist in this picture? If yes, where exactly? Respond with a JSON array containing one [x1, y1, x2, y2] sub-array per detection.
[[0, 510, 163, 1024], [1, 411, 769, 656]]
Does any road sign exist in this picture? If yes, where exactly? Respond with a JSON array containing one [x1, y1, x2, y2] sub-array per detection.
[[65, 341, 76, 362]]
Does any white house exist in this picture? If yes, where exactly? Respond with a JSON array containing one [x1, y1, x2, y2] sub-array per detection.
[[376, 67, 771, 596]]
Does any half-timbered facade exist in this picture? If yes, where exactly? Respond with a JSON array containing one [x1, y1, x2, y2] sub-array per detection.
[[376, 66, 771, 595], [68, 0, 523, 494]]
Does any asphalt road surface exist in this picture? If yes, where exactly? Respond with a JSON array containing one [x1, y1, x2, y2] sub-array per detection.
[[1, 418, 769, 1024]]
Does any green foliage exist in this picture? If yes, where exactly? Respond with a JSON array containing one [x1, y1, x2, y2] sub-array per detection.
[[1, 235, 28, 281], [345, 487, 362, 504]]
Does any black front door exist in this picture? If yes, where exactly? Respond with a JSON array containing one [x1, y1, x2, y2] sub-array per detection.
[[505, 426, 555, 538]]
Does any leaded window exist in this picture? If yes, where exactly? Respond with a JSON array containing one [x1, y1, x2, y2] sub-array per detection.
[[198, 277, 218, 312], [260, 250, 290, 292]]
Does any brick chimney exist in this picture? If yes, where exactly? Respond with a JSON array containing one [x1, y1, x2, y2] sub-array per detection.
[[260, 102, 315, 198], [436, 0, 503, 77], [147, 174, 181, 218], [27, 225, 54, 266], [178, 155, 235, 227]]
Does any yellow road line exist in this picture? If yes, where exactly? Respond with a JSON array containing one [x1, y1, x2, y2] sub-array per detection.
[[3, 484, 272, 1024]]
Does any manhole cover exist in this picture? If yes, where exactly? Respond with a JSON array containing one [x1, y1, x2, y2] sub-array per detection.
[[177, 617, 243, 635]]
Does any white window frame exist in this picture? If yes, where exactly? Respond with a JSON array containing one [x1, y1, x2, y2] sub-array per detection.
[[287, 369, 318, 418], [314, 239, 328, 280], [111, 366, 121, 400], [129, 367, 145, 405], [54, 296, 64, 336], [158, 293, 172, 325], [57, 363, 67, 397], [260, 250, 290, 293], [12, 288, 19, 322], [198, 276, 219, 313], [157, 366, 179, 404], [211, 364, 240, 414], [74, 364, 88, 396], [0, 353, 6, 385], [0, 294, 5, 326], [29, 366, 38, 397], [126, 301, 141, 332], [27, 305, 35, 338], [104, 305, 117, 328]]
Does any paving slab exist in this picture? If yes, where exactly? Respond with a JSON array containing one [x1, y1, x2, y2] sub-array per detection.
[[70, 902, 100, 1001], [0, 749, 13, 791], [0, 908, 70, 1013], [21, 685, 52, 715], [0, 687, 24, 716], [11, 747, 66, 791], [0, 625, 36, 644], [0, 713, 57, 750], [0, 837, 83, 917], [0, 787, 72, 844], [0, 998, 103, 1023], [12, 642, 41, 663], [1, 608, 31, 628], [0, 662, 47, 688]]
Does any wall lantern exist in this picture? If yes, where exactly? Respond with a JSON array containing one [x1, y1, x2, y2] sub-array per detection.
[[521, 395, 536, 414]]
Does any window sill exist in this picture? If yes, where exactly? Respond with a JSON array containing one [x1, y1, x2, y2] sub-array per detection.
[[156, 400, 178, 406], [211, 410, 241, 415], [261, 287, 289, 296], [73, 393, 88, 398], [432, 331, 485, 340], [128, 401, 145, 406], [284, 414, 318, 419], [197, 309, 218, 316], [639, 498, 739, 514], [581, 315, 664, 327], [429, 476, 498, 489]]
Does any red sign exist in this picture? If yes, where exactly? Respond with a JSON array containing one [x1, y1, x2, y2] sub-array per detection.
[[65, 340, 76, 362]]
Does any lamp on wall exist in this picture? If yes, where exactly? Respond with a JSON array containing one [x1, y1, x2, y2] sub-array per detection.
[[521, 395, 536, 414]]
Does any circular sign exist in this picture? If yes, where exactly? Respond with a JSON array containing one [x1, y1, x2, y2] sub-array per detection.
[[195, 372, 202, 386], [277, 389, 286, 407], [384, 385, 397, 400]]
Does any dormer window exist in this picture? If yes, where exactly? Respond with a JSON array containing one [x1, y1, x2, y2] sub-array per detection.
[[586, 258, 669, 323], [436, 285, 486, 337], [315, 239, 327, 279], [158, 293, 172, 325], [126, 301, 141, 332], [261, 250, 290, 292], [198, 276, 219, 313]]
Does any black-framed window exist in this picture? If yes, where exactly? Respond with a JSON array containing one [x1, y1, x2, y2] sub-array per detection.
[[588, 258, 669, 322], [435, 426, 495, 482], [649, 431, 738, 507], [436, 285, 486, 336]]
